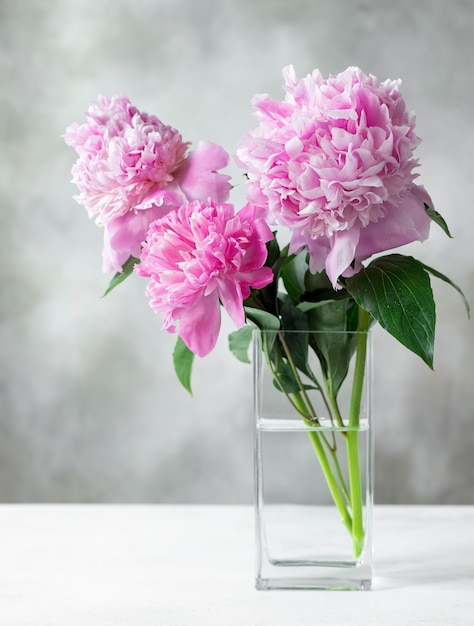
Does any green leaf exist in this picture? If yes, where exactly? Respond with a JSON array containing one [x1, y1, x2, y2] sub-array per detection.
[[305, 298, 353, 333], [300, 289, 350, 305], [280, 296, 309, 331], [173, 336, 195, 395], [298, 300, 339, 313], [265, 232, 281, 268], [243, 258, 280, 318], [345, 254, 435, 368], [102, 256, 140, 297], [271, 360, 317, 394], [422, 263, 470, 318], [424, 203, 452, 238], [244, 307, 280, 331], [244, 307, 280, 357], [272, 360, 301, 394], [279, 298, 312, 379], [306, 300, 359, 394], [228, 326, 254, 364], [280, 251, 308, 301], [304, 267, 332, 293]]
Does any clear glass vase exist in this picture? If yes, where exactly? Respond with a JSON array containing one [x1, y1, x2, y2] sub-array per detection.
[[253, 329, 373, 590]]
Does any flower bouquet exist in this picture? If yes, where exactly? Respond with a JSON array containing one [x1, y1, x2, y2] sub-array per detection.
[[65, 66, 468, 589]]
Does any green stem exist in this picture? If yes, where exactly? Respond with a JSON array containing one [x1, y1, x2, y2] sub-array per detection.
[[278, 332, 354, 529], [277, 331, 339, 456], [263, 329, 360, 545], [327, 387, 347, 431], [347, 307, 371, 558], [295, 386, 351, 505], [262, 336, 307, 418], [317, 390, 350, 505], [291, 392, 353, 535], [277, 331, 319, 421]]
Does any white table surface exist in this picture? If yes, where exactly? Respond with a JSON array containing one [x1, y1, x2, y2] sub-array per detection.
[[0, 505, 472, 625]]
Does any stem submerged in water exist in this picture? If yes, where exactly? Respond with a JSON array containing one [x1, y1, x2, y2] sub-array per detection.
[[262, 313, 371, 559], [291, 392, 353, 534], [347, 307, 371, 557]]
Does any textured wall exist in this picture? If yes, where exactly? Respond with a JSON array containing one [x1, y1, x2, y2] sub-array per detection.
[[1, 0, 473, 503]]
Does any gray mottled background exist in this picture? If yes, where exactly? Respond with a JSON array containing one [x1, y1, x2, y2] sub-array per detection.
[[1, 0, 473, 503]]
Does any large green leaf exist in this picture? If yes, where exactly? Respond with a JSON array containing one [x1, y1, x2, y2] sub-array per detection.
[[345, 254, 435, 368], [102, 256, 140, 297], [173, 336, 195, 395]]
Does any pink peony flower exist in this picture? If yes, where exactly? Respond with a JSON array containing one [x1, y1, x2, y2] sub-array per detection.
[[135, 200, 274, 357], [236, 65, 432, 287], [64, 95, 231, 272]]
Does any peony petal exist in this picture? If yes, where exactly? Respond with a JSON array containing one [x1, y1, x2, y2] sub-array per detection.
[[174, 141, 232, 203], [355, 185, 432, 259], [236, 203, 274, 272], [178, 291, 221, 358], [102, 228, 130, 273], [217, 278, 245, 328], [135, 182, 187, 212], [325, 228, 361, 289], [243, 266, 274, 291], [102, 204, 174, 273], [289, 230, 329, 275]]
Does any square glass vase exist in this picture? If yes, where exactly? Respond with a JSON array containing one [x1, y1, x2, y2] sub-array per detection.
[[253, 329, 373, 591]]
